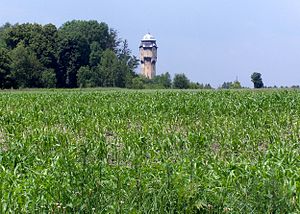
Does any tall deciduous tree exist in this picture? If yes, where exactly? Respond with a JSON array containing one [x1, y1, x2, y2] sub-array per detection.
[[57, 20, 120, 88], [33, 24, 58, 69], [1, 23, 59, 80], [251, 72, 264, 88], [57, 36, 90, 87], [10, 43, 45, 88], [0, 21, 138, 89], [59, 20, 115, 51]]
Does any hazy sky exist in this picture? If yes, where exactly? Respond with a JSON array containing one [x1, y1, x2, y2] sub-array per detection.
[[1, 0, 300, 87]]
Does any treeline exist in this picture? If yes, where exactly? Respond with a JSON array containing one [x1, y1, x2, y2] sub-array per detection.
[[0, 20, 139, 89], [131, 72, 213, 89]]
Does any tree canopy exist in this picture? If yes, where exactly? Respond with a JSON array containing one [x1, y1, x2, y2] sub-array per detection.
[[251, 72, 264, 88], [221, 80, 242, 89], [0, 47, 12, 88], [173, 73, 190, 89], [0, 20, 138, 89]]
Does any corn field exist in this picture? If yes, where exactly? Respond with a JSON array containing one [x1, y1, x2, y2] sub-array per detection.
[[0, 89, 300, 213]]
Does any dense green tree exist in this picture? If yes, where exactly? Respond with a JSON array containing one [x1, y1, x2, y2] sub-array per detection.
[[0, 22, 11, 33], [3, 24, 41, 51], [2, 23, 26, 49], [89, 42, 103, 67], [221, 80, 242, 89], [153, 72, 172, 88], [9, 43, 45, 88], [0, 47, 12, 88], [32, 24, 58, 68], [161, 72, 172, 88], [230, 80, 242, 89], [189, 82, 203, 89], [173, 73, 190, 89], [41, 68, 56, 88], [0, 38, 5, 48], [221, 82, 231, 89], [204, 83, 213, 89], [80, 39, 139, 88], [251, 72, 264, 88], [77, 66, 101, 87], [1, 23, 58, 76], [57, 36, 90, 87], [77, 66, 93, 87], [131, 76, 145, 89], [98, 49, 118, 87], [57, 20, 122, 88], [0, 23, 11, 48], [0, 21, 138, 89], [114, 60, 129, 88], [107, 29, 120, 52], [59, 20, 116, 51]]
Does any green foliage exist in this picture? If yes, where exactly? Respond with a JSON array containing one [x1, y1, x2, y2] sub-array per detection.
[[189, 82, 201, 89], [221, 80, 242, 89], [89, 42, 103, 67], [189, 82, 213, 89], [98, 49, 119, 87], [138, 72, 172, 89], [0, 23, 11, 48], [2, 23, 58, 68], [59, 20, 114, 51], [117, 40, 139, 71], [116, 40, 139, 88], [231, 80, 241, 89], [57, 36, 90, 88], [221, 81, 231, 89], [153, 72, 172, 88], [9, 43, 45, 88], [0, 47, 12, 88], [77, 66, 101, 87], [0, 89, 300, 213], [173, 73, 190, 89], [0, 21, 138, 89], [41, 69, 56, 88], [251, 72, 264, 88], [0, 40, 5, 48], [33, 24, 58, 68], [131, 76, 145, 89]]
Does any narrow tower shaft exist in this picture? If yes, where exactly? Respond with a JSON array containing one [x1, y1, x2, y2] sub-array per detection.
[[139, 33, 157, 79]]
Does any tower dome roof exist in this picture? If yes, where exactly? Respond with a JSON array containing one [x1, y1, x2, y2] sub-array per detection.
[[142, 33, 156, 41]]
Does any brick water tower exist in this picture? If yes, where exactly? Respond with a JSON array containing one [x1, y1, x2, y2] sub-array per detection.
[[139, 33, 157, 79]]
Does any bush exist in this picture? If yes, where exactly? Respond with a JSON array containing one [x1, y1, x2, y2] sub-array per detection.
[[131, 76, 145, 89], [173, 73, 190, 89]]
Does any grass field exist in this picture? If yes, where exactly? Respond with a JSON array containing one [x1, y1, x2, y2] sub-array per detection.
[[0, 89, 300, 213]]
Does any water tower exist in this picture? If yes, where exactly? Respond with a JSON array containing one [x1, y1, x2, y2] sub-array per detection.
[[139, 33, 157, 79]]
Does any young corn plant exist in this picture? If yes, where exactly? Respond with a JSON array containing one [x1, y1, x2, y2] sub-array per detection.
[[0, 89, 300, 212]]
